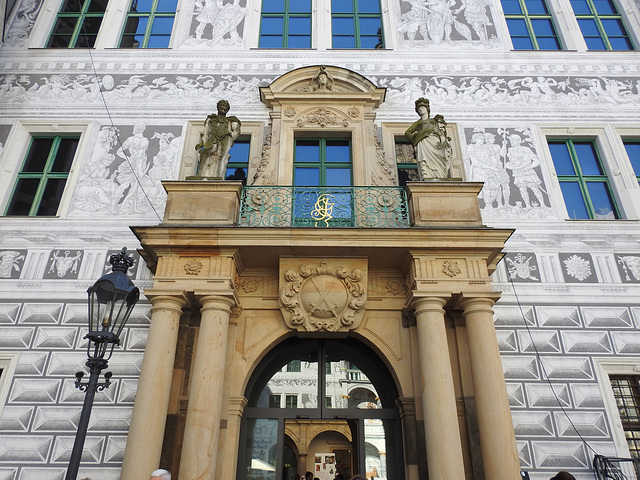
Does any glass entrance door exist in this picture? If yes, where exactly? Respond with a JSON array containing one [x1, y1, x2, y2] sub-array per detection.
[[238, 339, 403, 480]]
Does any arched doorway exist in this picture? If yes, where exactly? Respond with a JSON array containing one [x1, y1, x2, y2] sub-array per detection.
[[238, 338, 403, 480]]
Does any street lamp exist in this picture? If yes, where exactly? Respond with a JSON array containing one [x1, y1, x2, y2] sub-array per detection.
[[65, 247, 140, 480]]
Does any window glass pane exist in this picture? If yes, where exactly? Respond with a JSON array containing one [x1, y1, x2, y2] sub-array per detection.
[[150, 16, 174, 34], [262, 0, 285, 13], [287, 35, 310, 47], [549, 142, 576, 175], [602, 18, 626, 36], [577, 18, 600, 36], [333, 17, 354, 35], [51, 138, 79, 172], [259, 35, 283, 47], [23, 139, 54, 172], [586, 182, 617, 219], [359, 17, 381, 35], [295, 168, 320, 186], [288, 16, 310, 34], [6, 179, 40, 215], [87, 0, 107, 12], [501, 0, 523, 14], [81, 16, 103, 34], [512, 36, 534, 49], [229, 140, 250, 163], [506, 18, 528, 35], [365, 419, 389, 480], [60, 0, 83, 12], [584, 36, 606, 49], [257, 358, 318, 408], [332, 0, 353, 13], [333, 36, 356, 48], [261, 16, 284, 34], [296, 140, 320, 162], [147, 34, 171, 47], [358, 0, 381, 13], [326, 168, 352, 186], [225, 166, 247, 179], [559, 182, 589, 219], [289, 0, 311, 13], [609, 36, 633, 50], [592, 0, 616, 14], [525, 0, 549, 14], [531, 18, 555, 36], [326, 360, 380, 409], [623, 142, 640, 175], [134, 0, 154, 12], [570, 0, 592, 14], [537, 36, 561, 49], [37, 178, 67, 216], [156, 0, 178, 12], [241, 419, 277, 480], [325, 141, 350, 163], [573, 142, 602, 175]]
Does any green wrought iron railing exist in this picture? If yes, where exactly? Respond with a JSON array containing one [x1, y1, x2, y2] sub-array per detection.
[[239, 186, 410, 228]]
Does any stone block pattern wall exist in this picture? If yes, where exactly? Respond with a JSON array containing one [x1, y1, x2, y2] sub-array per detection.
[[494, 303, 640, 479], [0, 301, 150, 480]]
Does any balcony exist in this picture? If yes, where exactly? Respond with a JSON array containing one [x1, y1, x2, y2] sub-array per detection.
[[239, 186, 409, 228]]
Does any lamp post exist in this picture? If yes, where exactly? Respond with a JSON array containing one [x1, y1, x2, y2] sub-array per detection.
[[65, 247, 140, 480]]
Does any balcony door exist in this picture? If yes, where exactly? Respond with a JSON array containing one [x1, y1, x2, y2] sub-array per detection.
[[238, 338, 403, 480], [293, 138, 353, 226]]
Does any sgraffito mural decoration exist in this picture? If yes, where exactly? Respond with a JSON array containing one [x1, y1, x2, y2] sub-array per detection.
[[44, 250, 83, 279], [69, 123, 182, 216], [461, 126, 555, 219], [0, 250, 27, 279], [504, 252, 540, 283], [559, 253, 598, 283], [181, 0, 247, 48]]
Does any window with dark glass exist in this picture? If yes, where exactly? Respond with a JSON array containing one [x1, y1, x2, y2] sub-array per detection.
[[47, 0, 108, 48], [259, 0, 311, 48], [569, 0, 634, 50], [285, 395, 298, 408], [119, 0, 176, 48], [623, 140, 640, 185], [286, 360, 301, 372], [395, 137, 418, 186], [548, 139, 620, 219], [5, 136, 79, 216], [610, 376, 640, 457], [225, 138, 250, 182], [332, 0, 383, 49], [269, 394, 281, 408], [501, 0, 562, 49]]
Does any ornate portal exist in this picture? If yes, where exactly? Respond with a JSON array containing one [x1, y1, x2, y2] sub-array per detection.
[[279, 258, 367, 332]]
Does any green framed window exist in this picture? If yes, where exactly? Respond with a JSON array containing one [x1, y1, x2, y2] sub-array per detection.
[[501, 0, 562, 49], [548, 139, 620, 219], [569, 0, 634, 50], [286, 360, 301, 372], [623, 140, 640, 185], [610, 376, 640, 457], [268, 394, 281, 408], [294, 137, 352, 187], [120, 0, 177, 48], [225, 138, 250, 182], [395, 137, 418, 186], [285, 394, 298, 408], [331, 0, 383, 49], [5, 136, 79, 216], [259, 0, 311, 48], [47, 0, 108, 48]]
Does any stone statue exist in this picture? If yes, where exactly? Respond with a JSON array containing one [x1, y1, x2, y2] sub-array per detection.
[[404, 97, 452, 179], [312, 65, 334, 92], [196, 99, 241, 178]]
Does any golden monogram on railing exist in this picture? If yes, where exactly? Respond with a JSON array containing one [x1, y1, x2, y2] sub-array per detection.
[[311, 194, 335, 227]]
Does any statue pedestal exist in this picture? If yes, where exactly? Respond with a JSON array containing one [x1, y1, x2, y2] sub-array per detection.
[[162, 180, 242, 225], [406, 181, 485, 227]]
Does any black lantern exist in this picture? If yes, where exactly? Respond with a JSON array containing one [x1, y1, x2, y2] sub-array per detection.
[[65, 247, 139, 480]]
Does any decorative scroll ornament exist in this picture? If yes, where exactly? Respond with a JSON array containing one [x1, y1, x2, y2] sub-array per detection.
[[279, 261, 367, 332], [296, 108, 349, 128]]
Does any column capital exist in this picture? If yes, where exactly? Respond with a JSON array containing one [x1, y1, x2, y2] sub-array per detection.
[[411, 296, 447, 315], [457, 295, 499, 316], [197, 294, 236, 313], [146, 294, 188, 315]]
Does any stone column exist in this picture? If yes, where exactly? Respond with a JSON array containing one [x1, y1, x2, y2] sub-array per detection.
[[179, 295, 235, 480], [413, 297, 466, 480], [461, 297, 521, 479], [120, 295, 186, 480]]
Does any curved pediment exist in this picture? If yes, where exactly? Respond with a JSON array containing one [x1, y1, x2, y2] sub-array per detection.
[[260, 65, 385, 108]]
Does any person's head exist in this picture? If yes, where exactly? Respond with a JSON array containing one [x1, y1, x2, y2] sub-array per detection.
[[133, 121, 146, 134], [305, 471, 314, 480], [217, 99, 230, 115], [414, 97, 430, 117], [509, 133, 522, 145], [150, 469, 171, 480], [550, 472, 575, 480]]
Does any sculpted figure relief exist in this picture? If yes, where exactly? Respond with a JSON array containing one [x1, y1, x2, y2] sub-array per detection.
[[405, 97, 452, 179], [196, 99, 241, 178]]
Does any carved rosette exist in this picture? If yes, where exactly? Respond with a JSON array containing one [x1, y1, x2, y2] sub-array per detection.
[[279, 259, 367, 332], [296, 108, 349, 128]]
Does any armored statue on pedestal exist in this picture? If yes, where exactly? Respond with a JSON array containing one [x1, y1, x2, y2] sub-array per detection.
[[196, 99, 241, 178]]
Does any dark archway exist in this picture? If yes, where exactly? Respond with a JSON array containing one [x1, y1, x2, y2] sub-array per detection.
[[238, 337, 403, 480]]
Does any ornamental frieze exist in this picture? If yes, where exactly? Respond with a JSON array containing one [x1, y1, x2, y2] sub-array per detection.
[[279, 258, 367, 332]]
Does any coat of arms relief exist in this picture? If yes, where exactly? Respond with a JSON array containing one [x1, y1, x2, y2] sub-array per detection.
[[279, 258, 367, 332]]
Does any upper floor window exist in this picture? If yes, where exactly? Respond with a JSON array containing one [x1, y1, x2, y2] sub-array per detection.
[[5, 136, 79, 216], [548, 139, 620, 219], [395, 137, 418, 186], [501, 0, 562, 49], [294, 138, 352, 186], [259, 0, 311, 48], [225, 138, 250, 183], [610, 376, 640, 457], [331, 0, 383, 49], [119, 0, 176, 48], [623, 140, 640, 185], [47, 0, 108, 48], [569, 0, 634, 50]]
